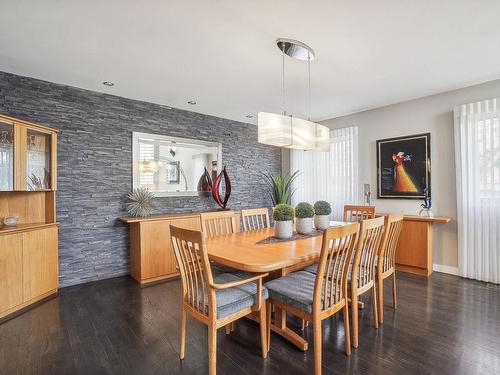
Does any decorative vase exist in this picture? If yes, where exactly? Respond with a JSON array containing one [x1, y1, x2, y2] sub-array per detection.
[[419, 208, 434, 218], [314, 215, 329, 230], [212, 165, 231, 209], [197, 167, 212, 197], [275, 220, 293, 239], [296, 217, 313, 234]]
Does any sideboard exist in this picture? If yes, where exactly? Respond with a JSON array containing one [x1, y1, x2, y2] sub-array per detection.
[[379, 214, 451, 276], [119, 212, 241, 285]]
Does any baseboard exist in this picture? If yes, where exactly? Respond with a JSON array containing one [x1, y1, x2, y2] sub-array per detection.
[[433, 264, 459, 276]]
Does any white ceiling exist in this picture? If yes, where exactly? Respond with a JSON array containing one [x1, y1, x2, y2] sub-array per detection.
[[1, 1, 500, 124]]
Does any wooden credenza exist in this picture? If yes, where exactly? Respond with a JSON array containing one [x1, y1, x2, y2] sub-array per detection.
[[0, 114, 59, 322], [120, 212, 242, 285], [120, 213, 203, 285], [390, 215, 451, 276]]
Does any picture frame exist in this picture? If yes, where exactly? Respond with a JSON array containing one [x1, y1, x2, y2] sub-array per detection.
[[376, 133, 431, 199], [166, 161, 180, 184]]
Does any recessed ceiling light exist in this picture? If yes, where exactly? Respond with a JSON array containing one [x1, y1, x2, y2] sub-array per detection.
[[246, 114, 254, 118], [102, 81, 114, 86], [187, 100, 197, 105]]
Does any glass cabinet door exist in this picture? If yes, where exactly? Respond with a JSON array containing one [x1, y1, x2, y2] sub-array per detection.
[[26, 128, 52, 190], [0, 120, 14, 191]]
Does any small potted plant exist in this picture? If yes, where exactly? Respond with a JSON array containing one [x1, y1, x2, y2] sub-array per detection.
[[273, 204, 295, 239], [295, 202, 314, 234], [314, 200, 331, 230]]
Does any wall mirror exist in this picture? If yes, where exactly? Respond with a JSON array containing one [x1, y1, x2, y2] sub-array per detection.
[[132, 132, 222, 197]]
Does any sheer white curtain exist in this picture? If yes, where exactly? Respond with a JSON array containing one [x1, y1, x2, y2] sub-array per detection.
[[454, 98, 500, 284], [290, 126, 359, 220]]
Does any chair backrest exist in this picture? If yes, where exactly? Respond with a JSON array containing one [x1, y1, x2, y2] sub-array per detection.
[[200, 211, 238, 237], [377, 214, 404, 274], [241, 208, 270, 231], [170, 225, 215, 318], [343, 205, 376, 222], [351, 216, 385, 290], [313, 223, 359, 313]]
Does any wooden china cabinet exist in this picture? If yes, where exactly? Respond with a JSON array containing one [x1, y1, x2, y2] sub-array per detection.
[[0, 114, 58, 322]]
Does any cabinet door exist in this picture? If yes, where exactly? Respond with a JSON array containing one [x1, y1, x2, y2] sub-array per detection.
[[26, 128, 53, 191], [23, 227, 58, 301], [0, 120, 14, 191], [0, 234, 23, 313], [140, 217, 201, 280]]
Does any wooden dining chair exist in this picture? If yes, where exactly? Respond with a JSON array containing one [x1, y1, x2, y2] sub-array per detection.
[[170, 225, 269, 375], [349, 216, 385, 348], [200, 211, 239, 237], [241, 208, 270, 231], [265, 223, 359, 375], [376, 214, 404, 324], [343, 205, 376, 222]]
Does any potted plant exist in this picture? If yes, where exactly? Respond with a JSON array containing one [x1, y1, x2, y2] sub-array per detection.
[[295, 202, 314, 234], [262, 171, 301, 206], [273, 204, 295, 239], [314, 200, 331, 230]]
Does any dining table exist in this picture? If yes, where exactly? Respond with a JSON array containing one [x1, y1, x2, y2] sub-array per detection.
[[205, 222, 351, 351]]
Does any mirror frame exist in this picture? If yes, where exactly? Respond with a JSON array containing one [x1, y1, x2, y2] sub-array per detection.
[[132, 131, 222, 197]]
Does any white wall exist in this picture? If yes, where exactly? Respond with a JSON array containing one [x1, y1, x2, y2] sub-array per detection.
[[321, 79, 500, 272]]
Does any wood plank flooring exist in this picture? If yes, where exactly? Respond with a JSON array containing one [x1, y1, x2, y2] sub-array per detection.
[[1, 272, 500, 374]]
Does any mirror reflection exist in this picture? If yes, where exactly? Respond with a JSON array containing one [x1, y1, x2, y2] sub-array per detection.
[[132, 132, 221, 197]]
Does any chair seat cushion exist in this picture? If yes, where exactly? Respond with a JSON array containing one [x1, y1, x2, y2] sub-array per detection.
[[304, 263, 318, 274], [207, 273, 268, 319], [212, 263, 249, 278], [265, 271, 338, 314]]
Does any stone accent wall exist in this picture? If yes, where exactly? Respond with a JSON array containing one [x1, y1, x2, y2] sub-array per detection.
[[0, 71, 281, 287]]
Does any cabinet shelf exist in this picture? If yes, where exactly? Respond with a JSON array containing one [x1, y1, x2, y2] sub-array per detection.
[[0, 222, 58, 236]]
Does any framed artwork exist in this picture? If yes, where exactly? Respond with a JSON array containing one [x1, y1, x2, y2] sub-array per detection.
[[376, 133, 430, 199], [166, 161, 180, 184]]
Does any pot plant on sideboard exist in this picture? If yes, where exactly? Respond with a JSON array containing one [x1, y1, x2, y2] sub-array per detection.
[[314, 200, 331, 230], [273, 204, 294, 239], [295, 202, 314, 234]]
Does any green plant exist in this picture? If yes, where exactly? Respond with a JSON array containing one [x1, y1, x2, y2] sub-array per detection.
[[314, 200, 332, 216], [295, 202, 314, 218], [273, 204, 295, 221], [262, 170, 301, 206]]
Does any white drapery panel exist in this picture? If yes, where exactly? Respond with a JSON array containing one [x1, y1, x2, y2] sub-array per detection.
[[290, 126, 359, 220], [454, 98, 500, 284]]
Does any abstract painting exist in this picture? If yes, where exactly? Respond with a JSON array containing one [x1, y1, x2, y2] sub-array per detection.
[[377, 133, 430, 199]]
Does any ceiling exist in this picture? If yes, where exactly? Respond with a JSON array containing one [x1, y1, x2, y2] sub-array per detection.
[[1, 1, 500, 124]]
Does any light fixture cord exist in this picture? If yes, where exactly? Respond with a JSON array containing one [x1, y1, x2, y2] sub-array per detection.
[[308, 52, 311, 121], [282, 43, 286, 115]]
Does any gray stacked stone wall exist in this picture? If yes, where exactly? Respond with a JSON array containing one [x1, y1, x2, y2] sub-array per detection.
[[0, 71, 281, 287]]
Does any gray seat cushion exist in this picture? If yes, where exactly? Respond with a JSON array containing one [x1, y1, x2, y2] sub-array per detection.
[[265, 271, 337, 314], [212, 263, 249, 278], [203, 273, 268, 319], [304, 263, 318, 274]]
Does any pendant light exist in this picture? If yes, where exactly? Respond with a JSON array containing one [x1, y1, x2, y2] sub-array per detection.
[[258, 39, 330, 151]]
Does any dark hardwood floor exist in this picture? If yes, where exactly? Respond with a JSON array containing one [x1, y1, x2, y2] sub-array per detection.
[[1, 272, 499, 375]]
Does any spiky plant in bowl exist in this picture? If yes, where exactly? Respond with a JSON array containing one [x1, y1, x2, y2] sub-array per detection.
[[125, 188, 155, 217], [295, 202, 314, 234], [314, 200, 332, 230], [273, 204, 294, 239]]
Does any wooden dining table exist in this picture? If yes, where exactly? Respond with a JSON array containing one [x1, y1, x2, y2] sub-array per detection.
[[205, 223, 350, 351]]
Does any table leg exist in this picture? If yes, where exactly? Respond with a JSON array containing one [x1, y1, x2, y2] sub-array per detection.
[[270, 306, 308, 351]]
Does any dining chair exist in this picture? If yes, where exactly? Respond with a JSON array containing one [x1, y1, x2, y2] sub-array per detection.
[[343, 205, 376, 222], [241, 208, 270, 231], [376, 214, 404, 324], [200, 211, 239, 236], [170, 225, 269, 375], [265, 223, 359, 375], [349, 216, 385, 348]]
